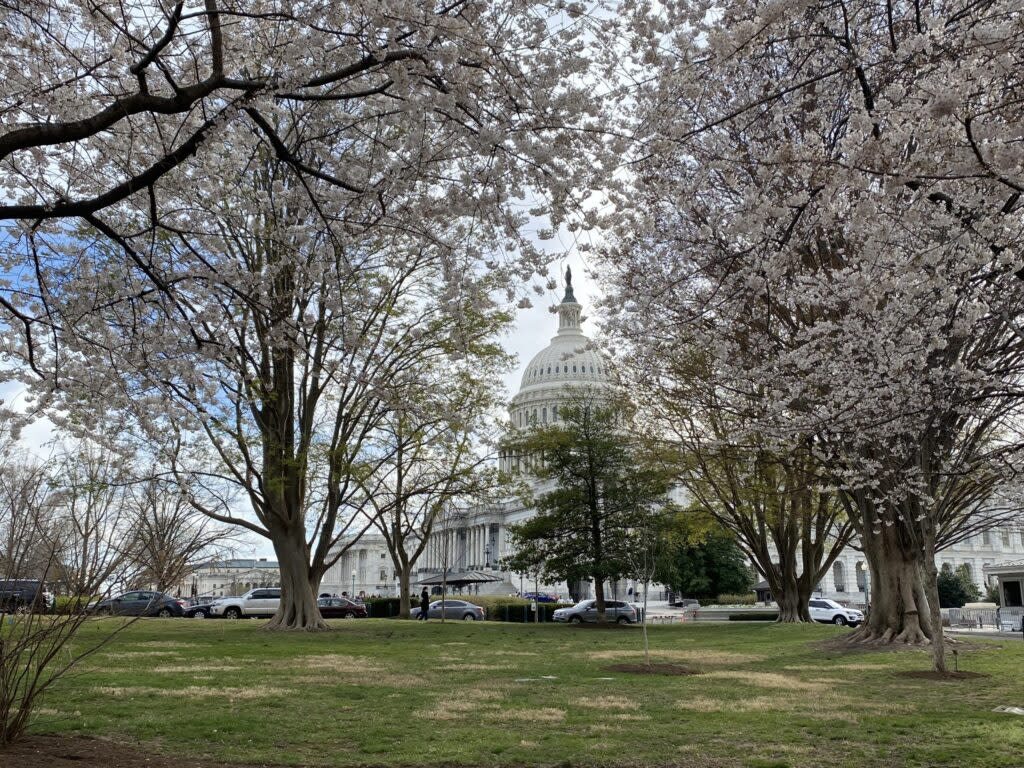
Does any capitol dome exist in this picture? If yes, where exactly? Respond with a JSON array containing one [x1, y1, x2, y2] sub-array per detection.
[[507, 267, 612, 433]]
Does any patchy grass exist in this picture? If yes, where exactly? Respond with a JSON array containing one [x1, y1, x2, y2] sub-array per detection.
[[21, 619, 1024, 768]]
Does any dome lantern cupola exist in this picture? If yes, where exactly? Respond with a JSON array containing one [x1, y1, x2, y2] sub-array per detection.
[[556, 265, 583, 336]]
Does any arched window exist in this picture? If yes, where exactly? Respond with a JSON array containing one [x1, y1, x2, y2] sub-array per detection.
[[563, 365, 568, 373], [855, 561, 867, 591], [832, 562, 846, 593], [532, 409, 537, 422], [572, 364, 577, 373], [542, 407, 547, 423], [546, 366, 551, 374], [552, 405, 558, 421]]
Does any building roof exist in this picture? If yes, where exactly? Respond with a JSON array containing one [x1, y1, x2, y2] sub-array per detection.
[[983, 560, 1024, 576]]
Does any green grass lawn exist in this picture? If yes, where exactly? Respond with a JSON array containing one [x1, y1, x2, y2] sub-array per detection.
[[28, 619, 1024, 768]]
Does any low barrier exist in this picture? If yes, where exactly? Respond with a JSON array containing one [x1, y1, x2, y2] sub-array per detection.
[[945, 606, 1023, 630]]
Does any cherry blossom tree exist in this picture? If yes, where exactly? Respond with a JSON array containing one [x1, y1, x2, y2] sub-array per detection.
[[602, 0, 1024, 670], [0, 2, 610, 630], [0, 0, 607, 373]]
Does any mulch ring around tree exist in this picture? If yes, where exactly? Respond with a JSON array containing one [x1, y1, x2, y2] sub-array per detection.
[[606, 662, 702, 676], [894, 670, 990, 681], [0, 735, 281, 768]]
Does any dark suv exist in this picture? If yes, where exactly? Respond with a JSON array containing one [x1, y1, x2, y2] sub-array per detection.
[[91, 591, 185, 617], [0, 579, 55, 613]]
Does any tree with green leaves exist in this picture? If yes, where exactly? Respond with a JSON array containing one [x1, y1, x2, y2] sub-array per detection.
[[937, 565, 982, 609], [502, 392, 676, 623], [656, 520, 754, 603]]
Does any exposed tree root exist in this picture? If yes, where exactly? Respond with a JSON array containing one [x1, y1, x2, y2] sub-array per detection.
[[261, 617, 331, 631], [843, 625, 931, 646]]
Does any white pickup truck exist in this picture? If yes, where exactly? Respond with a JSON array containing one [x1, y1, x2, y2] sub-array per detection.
[[209, 588, 281, 619]]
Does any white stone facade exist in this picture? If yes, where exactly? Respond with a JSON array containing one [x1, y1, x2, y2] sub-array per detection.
[[322, 532, 401, 598], [811, 525, 1024, 606]]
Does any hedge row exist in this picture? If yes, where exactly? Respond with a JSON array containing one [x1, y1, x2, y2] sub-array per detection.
[[697, 594, 758, 607]]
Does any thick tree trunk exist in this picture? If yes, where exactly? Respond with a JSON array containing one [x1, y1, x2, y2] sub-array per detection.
[[775, 579, 812, 623], [765, 551, 812, 623], [594, 579, 606, 623], [264, 524, 327, 631], [847, 526, 932, 645], [399, 567, 412, 619]]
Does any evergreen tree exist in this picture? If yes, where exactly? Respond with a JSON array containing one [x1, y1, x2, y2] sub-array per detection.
[[503, 393, 676, 623], [656, 523, 754, 602], [937, 565, 982, 609]]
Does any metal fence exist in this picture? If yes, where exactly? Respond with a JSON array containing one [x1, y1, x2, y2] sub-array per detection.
[[945, 606, 1023, 631]]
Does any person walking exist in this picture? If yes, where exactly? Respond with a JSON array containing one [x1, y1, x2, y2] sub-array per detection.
[[418, 587, 430, 621]]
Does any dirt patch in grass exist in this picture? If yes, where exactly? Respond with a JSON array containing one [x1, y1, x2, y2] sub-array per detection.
[[135, 641, 197, 649], [287, 653, 382, 672], [96, 685, 293, 699], [895, 670, 990, 681], [703, 670, 839, 691], [607, 662, 701, 675], [577, 695, 639, 710], [150, 664, 242, 673], [492, 707, 566, 722], [0, 735, 262, 768], [484, 650, 540, 657], [100, 650, 181, 658], [589, 648, 763, 664]]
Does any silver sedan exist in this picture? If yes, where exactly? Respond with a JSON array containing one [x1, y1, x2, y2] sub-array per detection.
[[411, 599, 485, 620]]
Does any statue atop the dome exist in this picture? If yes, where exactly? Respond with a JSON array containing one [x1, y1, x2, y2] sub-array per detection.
[[562, 265, 577, 303]]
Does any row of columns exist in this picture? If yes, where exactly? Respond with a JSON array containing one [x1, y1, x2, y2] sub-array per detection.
[[423, 522, 502, 572]]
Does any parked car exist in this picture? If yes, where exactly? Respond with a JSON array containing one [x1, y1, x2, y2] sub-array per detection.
[[317, 597, 367, 619], [808, 598, 863, 626], [91, 591, 184, 617], [183, 601, 217, 619], [522, 592, 559, 603], [209, 588, 281, 619], [0, 579, 55, 613], [410, 599, 485, 621], [552, 599, 637, 624]]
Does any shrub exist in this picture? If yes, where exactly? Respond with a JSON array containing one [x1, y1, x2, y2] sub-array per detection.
[[937, 564, 982, 608], [485, 600, 573, 623], [363, 597, 402, 618], [728, 611, 779, 621], [716, 593, 756, 605], [985, 583, 1000, 605]]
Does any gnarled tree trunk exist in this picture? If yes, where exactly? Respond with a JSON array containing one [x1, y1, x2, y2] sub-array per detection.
[[847, 525, 932, 645], [773, 571, 812, 623], [264, 522, 327, 631]]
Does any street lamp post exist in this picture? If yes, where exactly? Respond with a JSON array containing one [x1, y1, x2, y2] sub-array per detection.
[[351, 569, 356, 599], [485, 544, 491, 570]]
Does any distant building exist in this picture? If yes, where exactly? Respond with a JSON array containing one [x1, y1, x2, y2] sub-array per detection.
[[322, 532, 399, 598], [175, 558, 280, 598]]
